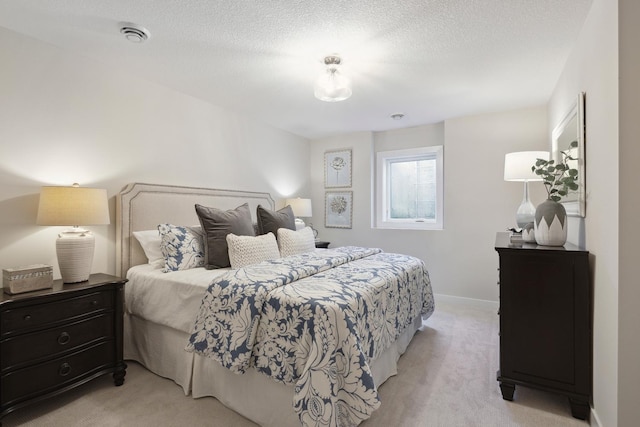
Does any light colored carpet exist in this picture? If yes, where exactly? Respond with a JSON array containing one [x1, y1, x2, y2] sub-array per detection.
[[2, 300, 590, 426]]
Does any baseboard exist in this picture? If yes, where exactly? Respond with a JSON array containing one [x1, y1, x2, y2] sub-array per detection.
[[590, 407, 602, 427], [434, 293, 499, 311]]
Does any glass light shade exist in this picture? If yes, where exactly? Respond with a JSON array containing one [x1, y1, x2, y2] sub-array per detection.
[[285, 198, 312, 217], [314, 68, 352, 102], [37, 185, 110, 226], [504, 151, 550, 182]]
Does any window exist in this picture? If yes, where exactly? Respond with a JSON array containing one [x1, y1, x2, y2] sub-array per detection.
[[375, 146, 443, 230]]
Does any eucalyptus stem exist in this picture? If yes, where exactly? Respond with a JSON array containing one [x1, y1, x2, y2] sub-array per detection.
[[531, 141, 579, 202]]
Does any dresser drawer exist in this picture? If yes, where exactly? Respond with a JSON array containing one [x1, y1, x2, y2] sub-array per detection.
[[1, 291, 112, 335], [1, 313, 114, 371], [0, 341, 114, 406]]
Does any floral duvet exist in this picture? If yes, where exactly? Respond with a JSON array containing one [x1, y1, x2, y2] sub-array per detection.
[[186, 246, 434, 427]]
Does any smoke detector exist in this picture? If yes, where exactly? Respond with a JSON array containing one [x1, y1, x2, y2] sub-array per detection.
[[120, 24, 150, 43]]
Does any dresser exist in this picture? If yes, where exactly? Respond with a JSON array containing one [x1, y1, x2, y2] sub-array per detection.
[[0, 273, 127, 421], [494, 233, 591, 420]]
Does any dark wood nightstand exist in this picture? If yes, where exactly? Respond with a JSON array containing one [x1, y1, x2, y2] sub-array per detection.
[[315, 241, 330, 249], [0, 273, 127, 421]]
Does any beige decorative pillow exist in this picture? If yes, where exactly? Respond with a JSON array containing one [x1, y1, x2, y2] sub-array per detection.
[[277, 227, 316, 257], [226, 232, 281, 269]]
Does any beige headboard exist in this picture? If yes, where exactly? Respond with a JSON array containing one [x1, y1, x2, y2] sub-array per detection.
[[116, 182, 275, 277]]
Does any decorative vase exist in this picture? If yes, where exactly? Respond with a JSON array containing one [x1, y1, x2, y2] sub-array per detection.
[[534, 199, 567, 246], [522, 222, 536, 242]]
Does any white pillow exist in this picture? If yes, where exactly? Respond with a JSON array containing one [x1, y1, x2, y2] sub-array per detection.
[[277, 227, 316, 257], [133, 230, 163, 265], [226, 232, 280, 269]]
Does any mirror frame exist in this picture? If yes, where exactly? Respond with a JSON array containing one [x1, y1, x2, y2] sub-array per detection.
[[552, 92, 586, 217]]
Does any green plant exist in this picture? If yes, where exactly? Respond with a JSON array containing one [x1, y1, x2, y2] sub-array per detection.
[[531, 140, 579, 202]]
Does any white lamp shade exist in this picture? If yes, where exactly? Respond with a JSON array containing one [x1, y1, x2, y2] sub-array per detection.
[[37, 186, 110, 226], [504, 151, 550, 182], [285, 198, 312, 217]]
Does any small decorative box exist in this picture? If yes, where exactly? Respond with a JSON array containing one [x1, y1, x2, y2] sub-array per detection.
[[3, 264, 54, 295]]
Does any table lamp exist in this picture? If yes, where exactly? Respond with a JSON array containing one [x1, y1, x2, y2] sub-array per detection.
[[37, 183, 110, 283], [285, 197, 319, 239], [504, 151, 549, 228], [285, 198, 312, 229]]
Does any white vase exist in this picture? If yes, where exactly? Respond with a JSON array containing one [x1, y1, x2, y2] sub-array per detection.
[[522, 222, 536, 242], [534, 199, 567, 246]]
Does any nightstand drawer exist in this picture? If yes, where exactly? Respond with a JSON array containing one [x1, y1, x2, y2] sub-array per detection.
[[0, 341, 114, 406], [1, 291, 112, 335], [1, 313, 114, 371]]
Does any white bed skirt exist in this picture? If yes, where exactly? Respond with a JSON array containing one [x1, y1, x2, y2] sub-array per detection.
[[124, 313, 423, 426]]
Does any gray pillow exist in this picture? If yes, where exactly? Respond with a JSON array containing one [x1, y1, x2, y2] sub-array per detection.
[[195, 203, 255, 269], [256, 205, 296, 237]]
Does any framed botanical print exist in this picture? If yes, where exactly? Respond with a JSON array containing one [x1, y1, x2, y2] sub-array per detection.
[[324, 149, 352, 188], [325, 191, 352, 229]]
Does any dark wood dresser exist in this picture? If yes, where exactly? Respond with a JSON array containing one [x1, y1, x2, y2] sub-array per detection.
[[0, 273, 127, 421], [494, 232, 591, 419]]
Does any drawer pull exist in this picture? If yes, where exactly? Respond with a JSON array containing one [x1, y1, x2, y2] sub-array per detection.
[[58, 332, 71, 345], [59, 362, 72, 377], [23, 314, 32, 321], [91, 300, 99, 306]]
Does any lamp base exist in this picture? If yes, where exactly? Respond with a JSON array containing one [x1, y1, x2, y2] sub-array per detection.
[[56, 229, 95, 283], [515, 201, 536, 229], [309, 223, 319, 240], [515, 181, 536, 228], [294, 218, 306, 231]]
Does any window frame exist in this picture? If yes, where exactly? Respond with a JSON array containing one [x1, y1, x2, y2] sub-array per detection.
[[375, 145, 444, 230]]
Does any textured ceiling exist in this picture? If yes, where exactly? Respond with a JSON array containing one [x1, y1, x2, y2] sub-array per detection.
[[0, 0, 592, 139]]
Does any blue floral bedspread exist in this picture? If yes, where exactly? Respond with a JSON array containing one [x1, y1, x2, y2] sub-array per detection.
[[185, 246, 434, 426]]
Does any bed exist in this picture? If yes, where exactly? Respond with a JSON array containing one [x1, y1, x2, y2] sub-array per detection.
[[116, 182, 434, 427]]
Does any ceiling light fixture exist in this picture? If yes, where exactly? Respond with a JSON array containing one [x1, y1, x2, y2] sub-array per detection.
[[120, 24, 150, 43], [314, 55, 352, 102]]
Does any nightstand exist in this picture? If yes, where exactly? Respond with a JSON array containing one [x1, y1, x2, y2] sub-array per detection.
[[315, 241, 330, 249], [0, 273, 127, 421]]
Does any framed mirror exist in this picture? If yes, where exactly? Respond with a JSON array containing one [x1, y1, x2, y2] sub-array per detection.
[[552, 92, 586, 217]]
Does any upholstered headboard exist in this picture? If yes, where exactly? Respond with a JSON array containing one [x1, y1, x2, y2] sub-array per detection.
[[116, 182, 275, 276]]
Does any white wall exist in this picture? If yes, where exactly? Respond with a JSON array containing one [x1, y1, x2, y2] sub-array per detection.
[[310, 107, 548, 302], [0, 27, 310, 279], [310, 131, 374, 245], [547, 0, 620, 424], [618, 1, 640, 426]]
